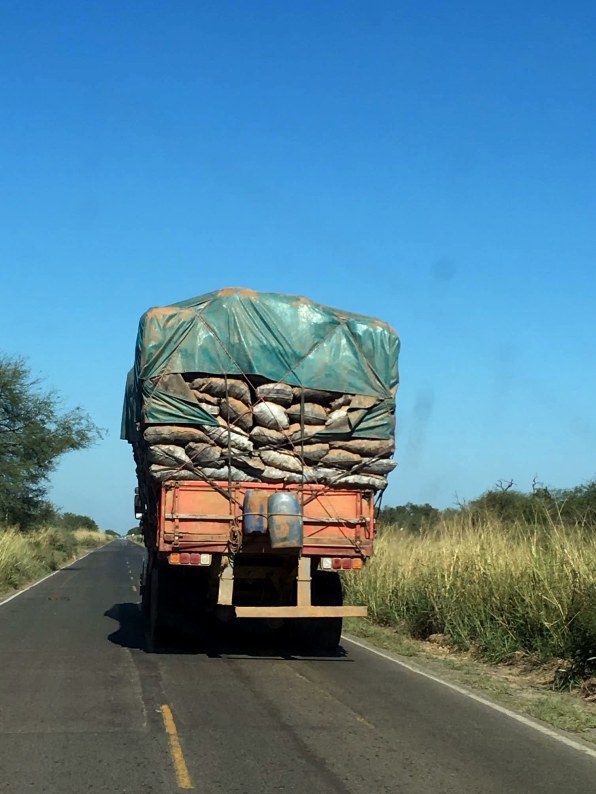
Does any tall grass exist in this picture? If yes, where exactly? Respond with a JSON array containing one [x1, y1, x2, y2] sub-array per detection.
[[0, 526, 109, 595], [345, 513, 596, 680]]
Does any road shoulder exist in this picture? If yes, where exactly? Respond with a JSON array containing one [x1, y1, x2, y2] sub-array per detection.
[[343, 618, 596, 743]]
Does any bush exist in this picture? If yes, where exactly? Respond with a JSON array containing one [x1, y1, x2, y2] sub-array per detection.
[[0, 529, 45, 590], [344, 511, 596, 677], [0, 525, 109, 594]]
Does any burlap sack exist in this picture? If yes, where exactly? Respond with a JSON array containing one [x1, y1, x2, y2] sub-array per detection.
[[292, 387, 336, 405], [300, 443, 330, 463], [226, 466, 257, 482], [249, 426, 288, 447], [143, 426, 212, 445], [260, 466, 288, 482], [283, 468, 319, 484], [329, 439, 394, 457], [147, 444, 193, 469], [253, 401, 290, 430], [260, 449, 303, 473], [325, 408, 349, 431], [191, 377, 251, 405], [340, 473, 388, 489], [329, 394, 351, 411], [287, 402, 327, 425], [319, 449, 363, 469], [311, 467, 344, 484], [185, 442, 222, 465], [202, 425, 254, 453], [361, 459, 397, 475], [190, 390, 219, 406], [230, 454, 266, 476], [256, 382, 293, 406], [219, 396, 253, 432], [286, 423, 325, 441], [149, 464, 197, 482], [197, 402, 220, 417]]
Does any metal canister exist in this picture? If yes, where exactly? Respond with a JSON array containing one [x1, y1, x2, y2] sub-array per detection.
[[243, 490, 269, 535], [267, 492, 303, 549]]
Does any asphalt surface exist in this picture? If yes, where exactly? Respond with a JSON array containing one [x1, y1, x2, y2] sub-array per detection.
[[1, 541, 596, 793]]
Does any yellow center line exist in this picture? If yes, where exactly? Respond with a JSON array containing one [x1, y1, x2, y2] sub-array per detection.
[[161, 704, 193, 789]]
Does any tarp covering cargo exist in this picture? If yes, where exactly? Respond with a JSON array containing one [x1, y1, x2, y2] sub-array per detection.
[[121, 288, 399, 446]]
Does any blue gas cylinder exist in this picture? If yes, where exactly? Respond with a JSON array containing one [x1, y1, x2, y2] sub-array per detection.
[[268, 492, 303, 549]]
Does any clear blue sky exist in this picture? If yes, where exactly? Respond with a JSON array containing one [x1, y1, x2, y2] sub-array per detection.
[[2, 2, 595, 533]]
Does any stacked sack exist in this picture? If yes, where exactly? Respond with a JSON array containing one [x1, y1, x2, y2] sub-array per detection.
[[142, 376, 396, 492]]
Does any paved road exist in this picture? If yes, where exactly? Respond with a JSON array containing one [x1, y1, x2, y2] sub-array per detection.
[[1, 541, 596, 793]]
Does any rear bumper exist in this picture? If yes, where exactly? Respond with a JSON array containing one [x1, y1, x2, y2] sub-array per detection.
[[223, 605, 367, 619]]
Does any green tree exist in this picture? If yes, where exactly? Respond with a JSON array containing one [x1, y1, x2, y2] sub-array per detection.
[[467, 479, 564, 527], [0, 355, 103, 529], [105, 529, 119, 537], [59, 512, 99, 531], [467, 486, 532, 524], [379, 503, 439, 533], [556, 481, 596, 526]]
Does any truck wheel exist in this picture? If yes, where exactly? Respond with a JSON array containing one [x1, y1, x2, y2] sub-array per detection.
[[140, 558, 150, 618], [295, 571, 343, 653], [149, 565, 169, 649], [312, 571, 343, 652]]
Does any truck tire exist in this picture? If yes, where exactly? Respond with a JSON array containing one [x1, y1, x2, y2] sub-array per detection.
[[295, 571, 343, 653], [149, 565, 169, 649], [140, 558, 150, 618]]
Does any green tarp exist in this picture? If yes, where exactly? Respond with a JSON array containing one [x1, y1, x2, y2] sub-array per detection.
[[121, 288, 399, 443]]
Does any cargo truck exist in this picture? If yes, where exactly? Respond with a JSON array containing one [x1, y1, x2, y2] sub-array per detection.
[[122, 288, 399, 651]]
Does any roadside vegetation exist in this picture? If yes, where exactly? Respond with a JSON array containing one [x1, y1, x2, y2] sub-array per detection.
[[0, 354, 103, 528], [0, 355, 109, 596], [345, 480, 596, 688], [126, 527, 143, 543], [0, 525, 110, 596]]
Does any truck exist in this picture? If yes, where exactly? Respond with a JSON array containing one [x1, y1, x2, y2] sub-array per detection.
[[121, 288, 399, 651]]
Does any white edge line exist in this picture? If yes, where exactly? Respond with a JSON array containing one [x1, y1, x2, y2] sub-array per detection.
[[342, 633, 596, 761], [3, 552, 594, 762], [0, 545, 106, 607]]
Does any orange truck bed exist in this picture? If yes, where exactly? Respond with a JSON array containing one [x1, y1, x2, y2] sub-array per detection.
[[156, 480, 375, 559]]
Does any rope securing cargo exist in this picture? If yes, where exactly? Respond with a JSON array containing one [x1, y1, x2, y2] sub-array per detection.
[[123, 289, 400, 537]]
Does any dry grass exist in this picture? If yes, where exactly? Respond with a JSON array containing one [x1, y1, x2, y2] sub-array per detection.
[[344, 513, 596, 681], [0, 526, 110, 595]]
